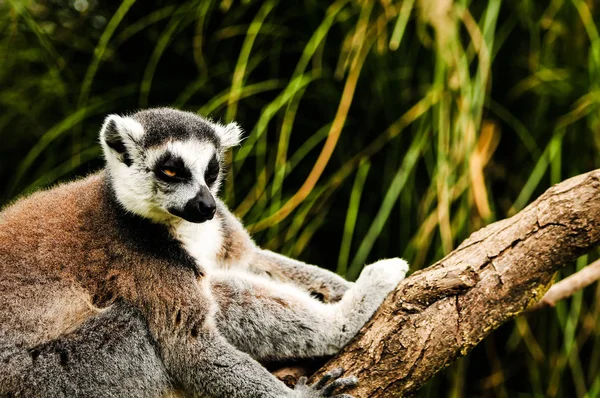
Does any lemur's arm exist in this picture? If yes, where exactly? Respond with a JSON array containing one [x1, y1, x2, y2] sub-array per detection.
[[248, 249, 352, 303], [165, 328, 356, 398], [217, 203, 352, 302], [210, 258, 408, 362]]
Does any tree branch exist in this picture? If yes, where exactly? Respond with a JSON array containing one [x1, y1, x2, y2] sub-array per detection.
[[309, 169, 600, 397]]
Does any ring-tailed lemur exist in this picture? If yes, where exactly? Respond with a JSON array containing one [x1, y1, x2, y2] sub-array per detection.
[[0, 108, 409, 397]]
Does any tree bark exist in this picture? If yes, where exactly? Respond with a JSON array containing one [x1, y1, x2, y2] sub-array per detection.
[[311, 169, 600, 397]]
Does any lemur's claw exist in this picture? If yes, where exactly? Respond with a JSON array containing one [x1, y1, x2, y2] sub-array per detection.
[[294, 368, 357, 397], [314, 367, 344, 389]]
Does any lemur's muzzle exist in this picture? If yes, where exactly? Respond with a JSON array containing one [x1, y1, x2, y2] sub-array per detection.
[[169, 186, 216, 223]]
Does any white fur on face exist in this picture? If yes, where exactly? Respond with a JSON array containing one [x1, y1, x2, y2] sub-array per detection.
[[101, 115, 222, 224], [144, 139, 218, 215], [145, 139, 217, 190]]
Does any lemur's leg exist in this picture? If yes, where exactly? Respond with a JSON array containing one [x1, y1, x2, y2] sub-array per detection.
[[123, 267, 357, 398], [248, 250, 353, 303], [0, 301, 175, 398], [211, 258, 409, 362], [1, 300, 356, 398]]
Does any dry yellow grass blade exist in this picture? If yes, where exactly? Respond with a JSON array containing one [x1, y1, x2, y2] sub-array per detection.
[[469, 120, 500, 219]]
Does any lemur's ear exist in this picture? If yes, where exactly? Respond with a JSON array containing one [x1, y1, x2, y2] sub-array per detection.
[[99, 115, 144, 166], [217, 122, 243, 148]]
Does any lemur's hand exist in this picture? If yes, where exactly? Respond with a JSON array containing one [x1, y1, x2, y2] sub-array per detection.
[[310, 281, 353, 303], [355, 257, 409, 297], [293, 368, 357, 398]]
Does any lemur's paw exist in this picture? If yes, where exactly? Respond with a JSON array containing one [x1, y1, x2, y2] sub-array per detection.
[[294, 368, 357, 397], [356, 258, 409, 295]]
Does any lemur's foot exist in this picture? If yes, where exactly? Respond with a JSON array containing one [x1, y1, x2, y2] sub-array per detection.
[[356, 257, 409, 296], [293, 368, 357, 397]]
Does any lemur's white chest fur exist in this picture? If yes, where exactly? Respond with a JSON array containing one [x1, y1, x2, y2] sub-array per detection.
[[172, 218, 223, 271]]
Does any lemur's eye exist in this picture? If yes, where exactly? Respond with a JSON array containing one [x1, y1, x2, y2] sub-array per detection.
[[154, 153, 191, 182], [161, 168, 177, 178]]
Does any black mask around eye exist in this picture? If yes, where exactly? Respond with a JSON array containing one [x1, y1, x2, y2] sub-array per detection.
[[204, 154, 219, 187], [154, 153, 192, 183]]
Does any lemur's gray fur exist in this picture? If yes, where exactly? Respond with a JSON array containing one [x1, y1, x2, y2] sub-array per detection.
[[0, 108, 409, 397]]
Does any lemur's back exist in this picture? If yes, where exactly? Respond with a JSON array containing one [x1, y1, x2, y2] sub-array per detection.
[[0, 174, 110, 348]]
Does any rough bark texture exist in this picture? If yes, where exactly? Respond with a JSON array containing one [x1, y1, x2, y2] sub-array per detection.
[[311, 169, 600, 397]]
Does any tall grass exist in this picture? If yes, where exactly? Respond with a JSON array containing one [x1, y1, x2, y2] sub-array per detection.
[[1, 0, 599, 396]]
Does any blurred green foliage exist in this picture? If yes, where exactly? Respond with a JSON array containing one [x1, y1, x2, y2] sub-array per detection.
[[1, 0, 600, 396]]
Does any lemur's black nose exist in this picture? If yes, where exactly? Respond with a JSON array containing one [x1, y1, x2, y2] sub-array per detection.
[[172, 186, 216, 223], [195, 188, 216, 218]]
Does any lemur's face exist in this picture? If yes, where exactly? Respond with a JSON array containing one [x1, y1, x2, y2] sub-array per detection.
[[99, 108, 242, 224]]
